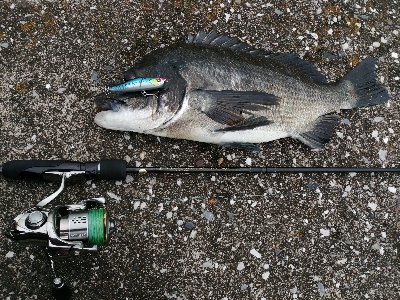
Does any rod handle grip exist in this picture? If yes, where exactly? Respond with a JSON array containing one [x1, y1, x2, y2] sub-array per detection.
[[98, 159, 126, 180], [2, 160, 76, 180], [2, 159, 127, 181]]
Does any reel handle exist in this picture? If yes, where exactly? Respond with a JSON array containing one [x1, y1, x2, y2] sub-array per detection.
[[1, 159, 126, 181], [52, 278, 72, 300]]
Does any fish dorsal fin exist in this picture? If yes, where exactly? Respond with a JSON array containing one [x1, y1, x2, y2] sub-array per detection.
[[266, 53, 327, 84], [186, 28, 272, 56], [187, 29, 327, 84]]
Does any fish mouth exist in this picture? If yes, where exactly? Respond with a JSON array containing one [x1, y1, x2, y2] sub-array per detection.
[[94, 91, 156, 112], [94, 95, 128, 112]]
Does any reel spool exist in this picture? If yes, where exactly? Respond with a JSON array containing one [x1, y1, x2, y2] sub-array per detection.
[[59, 207, 109, 247]]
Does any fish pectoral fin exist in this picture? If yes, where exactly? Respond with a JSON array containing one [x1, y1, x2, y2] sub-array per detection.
[[219, 142, 261, 152], [297, 115, 339, 149], [202, 90, 279, 125], [216, 116, 272, 132]]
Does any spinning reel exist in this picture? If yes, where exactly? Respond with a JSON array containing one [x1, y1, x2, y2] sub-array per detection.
[[5, 171, 115, 300]]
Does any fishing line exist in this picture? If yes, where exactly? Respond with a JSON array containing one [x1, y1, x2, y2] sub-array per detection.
[[88, 208, 105, 246]]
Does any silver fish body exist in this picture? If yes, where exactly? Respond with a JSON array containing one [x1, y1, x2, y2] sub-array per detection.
[[94, 29, 389, 150]]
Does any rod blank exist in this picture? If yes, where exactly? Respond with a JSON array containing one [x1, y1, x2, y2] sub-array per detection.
[[0, 159, 398, 182], [126, 167, 400, 174]]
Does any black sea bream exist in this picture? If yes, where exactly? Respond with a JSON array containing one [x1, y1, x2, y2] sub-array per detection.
[[94, 29, 389, 151]]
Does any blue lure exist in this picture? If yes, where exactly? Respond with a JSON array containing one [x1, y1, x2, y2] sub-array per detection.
[[108, 77, 166, 93]]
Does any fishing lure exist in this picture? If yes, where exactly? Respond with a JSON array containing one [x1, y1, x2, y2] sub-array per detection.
[[108, 77, 166, 93]]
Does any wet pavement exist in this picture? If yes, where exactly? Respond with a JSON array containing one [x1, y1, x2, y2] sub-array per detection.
[[0, 0, 399, 299]]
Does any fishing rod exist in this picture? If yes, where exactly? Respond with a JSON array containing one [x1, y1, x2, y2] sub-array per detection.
[[2, 158, 398, 299], [1, 159, 399, 182]]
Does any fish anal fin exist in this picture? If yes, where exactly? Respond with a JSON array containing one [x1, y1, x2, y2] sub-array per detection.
[[298, 115, 339, 149], [220, 142, 261, 152]]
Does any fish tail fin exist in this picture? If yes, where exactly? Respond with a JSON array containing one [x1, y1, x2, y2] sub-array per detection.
[[340, 57, 389, 109]]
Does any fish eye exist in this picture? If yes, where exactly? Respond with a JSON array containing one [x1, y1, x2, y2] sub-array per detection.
[[124, 69, 137, 81]]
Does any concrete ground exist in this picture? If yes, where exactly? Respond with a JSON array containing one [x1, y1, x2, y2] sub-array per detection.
[[0, 0, 399, 299]]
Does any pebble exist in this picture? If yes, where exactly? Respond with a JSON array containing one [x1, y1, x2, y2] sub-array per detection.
[[245, 157, 251, 165], [378, 150, 387, 161], [132, 265, 141, 271], [202, 211, 214, 220], [320, 229, 330, 237], [125, 175, 134, 183], [318, 282, 325, 296], [262, 271, 270, 280], [195, 159, 204, 167], [308, 179, 319, 191], [324, 52, 336, 60], [91, 71, 98, 81], [184, 221, 195, 230], [227, 212, 234, 219], [237, 262, 245, 270], [372, 41, 380, 47], [250, 248, 262, 258], [107, 192, 121, 201], [202, 261, 213, 268]]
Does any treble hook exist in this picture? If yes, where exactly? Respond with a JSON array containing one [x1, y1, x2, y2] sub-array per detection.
[[141, 91, 159, 120], [141, 90, 159, 98]]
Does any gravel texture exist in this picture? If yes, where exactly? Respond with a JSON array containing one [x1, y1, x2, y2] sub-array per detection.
[[0, 0, 399, 299]]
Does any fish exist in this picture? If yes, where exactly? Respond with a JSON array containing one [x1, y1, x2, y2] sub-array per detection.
[[94, 28, 390, 151], [108, 77, 166, 93]]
